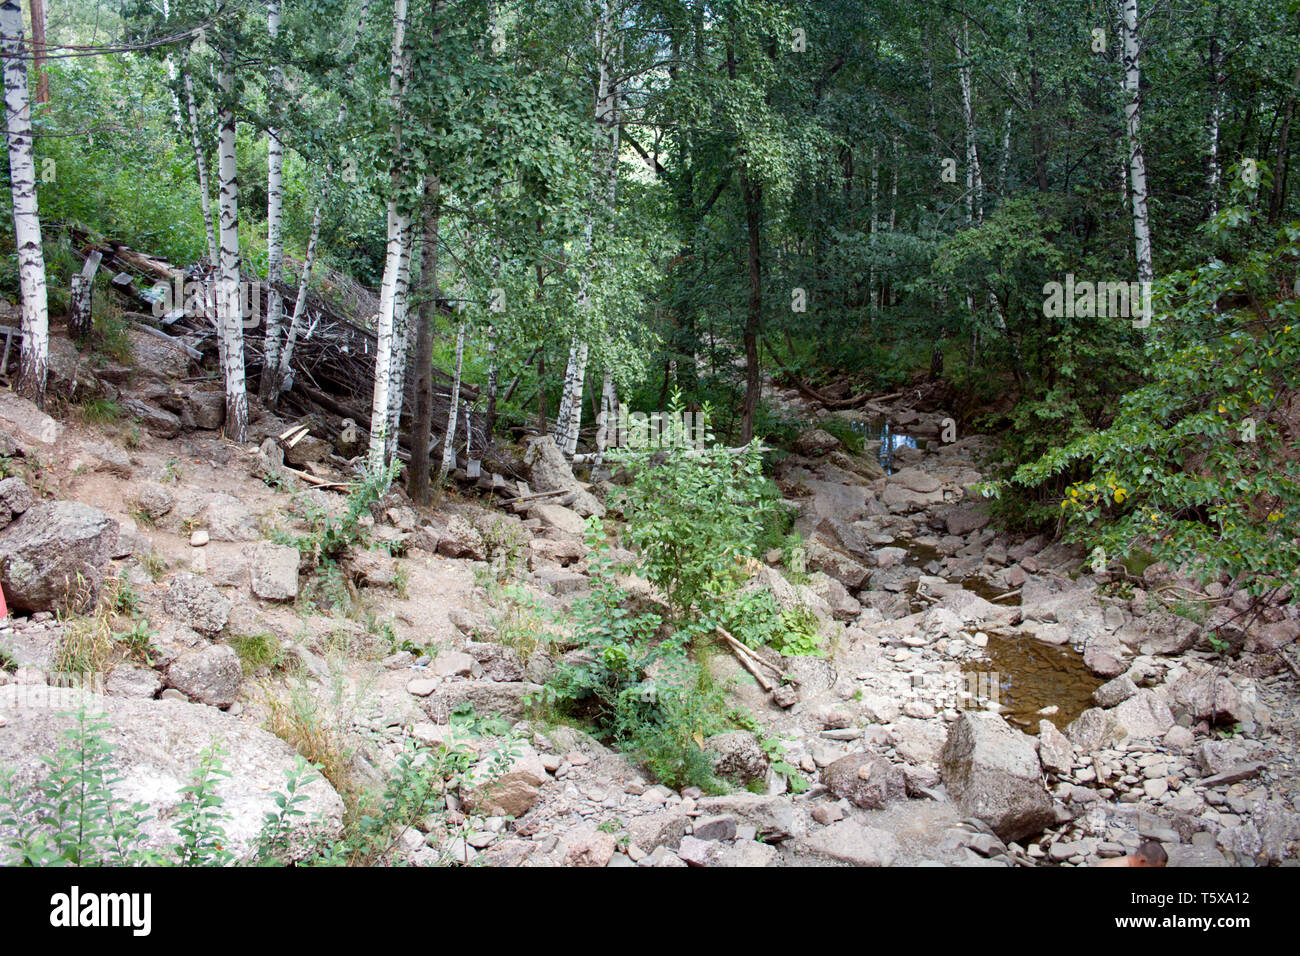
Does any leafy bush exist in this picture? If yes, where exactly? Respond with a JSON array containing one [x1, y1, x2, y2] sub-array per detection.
[[615, 397, 787, 617], [1006, 189, 1300, 599]]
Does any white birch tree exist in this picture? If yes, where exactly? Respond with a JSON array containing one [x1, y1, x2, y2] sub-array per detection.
[[260, 0, 286, 400], [1120, 0, 1154, 284], [216, 43, 248, 442], [2, 0, 49, 405]]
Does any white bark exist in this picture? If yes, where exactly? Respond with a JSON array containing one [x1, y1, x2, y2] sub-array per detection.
[[273, 0, 371, 402], [594, 370, 617, 462], [1206, 32, 1223, 217], [436, 315, 466, 483], [216, 48, 248, 442], [261, 0, 286, 400], [183, 68, 219, 267], [2, 0, 47, 404], [277, 190, 324, 394], [1120, 0, 1154, 284], [553, 0, 618, 457], [385, 217, 416, 462], [367, 0, 411, 474], [956, 22, 984, 226]]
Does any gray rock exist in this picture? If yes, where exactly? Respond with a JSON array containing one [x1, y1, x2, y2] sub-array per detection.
[[0, 685, 342, 862], [522, 438, 604, 517], [249, 542, 300, 601], [166, 644, 242, 707], [822, 751, 906, 810], [692, 814, 738, 842], [464, 642, 525, 682], [694, 793, 800, 842], [1112, 689, 1175, 740], [0, 501, 118, 613], [1037, 719, 1075, 775], [940, 711, 1055, 842], [436, 516, 487, 560], [132, 482, 174, 521], [627, 810, 688, 851], [802, 820, 901, 866], [463, 746, 548, 818], [677, 835, 720, 866], [1167, 666, 1246, 725], [162, 573, 231, 635], [1093, 675, 1138, 708], [105, 665, 163, 699], [707, 730, 770, 785], [0, 476, 34, 517], [122, 398, 181, 439]]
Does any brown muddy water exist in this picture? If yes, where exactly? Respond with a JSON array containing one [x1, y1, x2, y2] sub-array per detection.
[[889, 516, 1102, 734], [966, 634, 1103, 733]]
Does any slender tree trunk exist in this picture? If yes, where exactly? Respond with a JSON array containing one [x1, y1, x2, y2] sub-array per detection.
[[272, 0, 371, 403], [409, 177, 440, 504], [437, 316, 466, 485], [183, 68, 220, 267], [956, 23, 984, 225], [553, 0, 618, 457], [1268, 15, 1300, 225], [276, 189, 324, 398], [216, 47, 248, 442], [1205, 30, 1223, 217], [1120, 0, 1154, 284], [28, 0, 46, 106], [740, 171, 762, 443], [385, 216, 416, 463], [260, 0, 286, 400], [2, 0, 47, 405], [367, 0, 410, 474]]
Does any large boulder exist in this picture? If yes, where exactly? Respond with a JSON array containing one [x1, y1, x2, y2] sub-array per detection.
[[822, 751, 906, 810], [802, 820, 901, 866], [522, 438, 604, 518], [1167, 666, 1246, 725], [0, 686, 342, 862], [166, 644, 242, 707], [794, 427, 842, 457], [939, 712, 1054, 842], [1111, 688, 1175, 740], [162, 573, 231, 635], [462, 745, 549, 817], [0, 501, 118, 613]]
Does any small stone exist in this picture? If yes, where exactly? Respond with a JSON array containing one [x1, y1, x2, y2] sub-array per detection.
[[406, 678, 438, 697], [692, 814, 738, 842], [190, 529, 210, 547]]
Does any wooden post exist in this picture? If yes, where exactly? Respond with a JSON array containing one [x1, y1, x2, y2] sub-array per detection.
[[69, 250, 101, 340]]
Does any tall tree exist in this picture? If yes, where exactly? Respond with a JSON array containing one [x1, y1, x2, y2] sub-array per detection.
[[2, 0, 49, 405], [215, 38, 249, 442]]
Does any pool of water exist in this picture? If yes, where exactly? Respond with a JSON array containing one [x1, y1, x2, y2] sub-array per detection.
[[963, 632, 1102, 733], [843, 416, 918, 474]]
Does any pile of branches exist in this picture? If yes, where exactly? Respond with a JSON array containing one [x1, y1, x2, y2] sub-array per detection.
[[69, 228, 491, 466]]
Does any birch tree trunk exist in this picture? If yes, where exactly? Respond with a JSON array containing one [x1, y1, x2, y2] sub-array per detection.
[[367, 0, 410, 474], [956, 22, 984, 226], [437, 315, 466, 485], [385, 218, 416, 463], [1120, 0, 1154, 284], [216, 46, 248, 442], [2, 0, 48, 405], [183, 68, 220, 267], [409, 176, 440, 504], [272, 0, 371, 403], [276, 189, 324, 397], [553, 0, 618, 457], [260, 0, 286, 400]]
